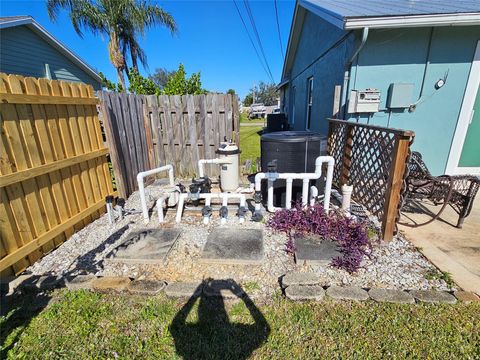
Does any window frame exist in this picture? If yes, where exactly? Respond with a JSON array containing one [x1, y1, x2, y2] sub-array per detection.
[[306, 77, 314, 130]]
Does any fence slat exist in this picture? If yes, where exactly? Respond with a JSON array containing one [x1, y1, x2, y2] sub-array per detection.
[[187, 95, 199, 175], [141, 97, 155, 170]]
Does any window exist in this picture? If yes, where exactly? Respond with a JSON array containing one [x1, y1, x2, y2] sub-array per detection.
[[306, 77, 313, 130], [291, 86, 296, 126]]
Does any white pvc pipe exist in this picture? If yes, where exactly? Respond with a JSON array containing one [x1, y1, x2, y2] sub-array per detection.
[[106, 202, 114, 224], [198, 158, 232, 178], [302, 178, 309, 207], [176, 193, 188, 223], [137, 164, 174, 224], [310, 185, 318, 207], [156, 193, 170, 223], [267, 180, 275, 212], [285, 178, 293, 209], [318, 156, 334, 212], [203, 196, 212, 225], [253, 155, 335, 212], [175, 192, 246, 224]]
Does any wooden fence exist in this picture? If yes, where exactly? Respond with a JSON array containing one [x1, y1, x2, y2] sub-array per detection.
[[328, 119, 415, 241], [100, 92, 240, 198], [0, 74, 115, 275]]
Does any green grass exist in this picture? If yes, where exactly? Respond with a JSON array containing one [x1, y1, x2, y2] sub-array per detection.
[[425, 269, 456, 288], [2, 290, 479, 359], [240, 111, 264, 124], [239, 126, 262, 166]]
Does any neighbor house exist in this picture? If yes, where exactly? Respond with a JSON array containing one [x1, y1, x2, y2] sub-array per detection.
[[0, 16, 102, 90], [279, 0, 480, 175]]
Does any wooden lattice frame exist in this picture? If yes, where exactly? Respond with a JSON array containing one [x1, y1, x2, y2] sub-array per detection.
[[328, 119, 415, 240]]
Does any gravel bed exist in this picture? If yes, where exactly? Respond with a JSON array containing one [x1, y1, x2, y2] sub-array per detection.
[[26, 183, 454, 297]]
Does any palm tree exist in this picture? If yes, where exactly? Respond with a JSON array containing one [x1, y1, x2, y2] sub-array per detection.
[[47, 0, 177, 91]]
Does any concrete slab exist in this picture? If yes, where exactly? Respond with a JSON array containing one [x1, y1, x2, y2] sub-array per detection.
[[165, 282, 203, 298], [106, 229, 181, 265], [282, 272, 321, 288], [91, 277, 131, 292], [66, 275, 96, 291], [22, 275, 64, 291], [410, 290, 457, 304], [326, 286, 369, 301], [128, 280, 166, 295], [285, 285, 325, 301], [200, 229, 263, 265], [368, 288, 415, 304], [203, 279, 245, 299], [399, 197, 480, 295], [294, 234, 341, 265]]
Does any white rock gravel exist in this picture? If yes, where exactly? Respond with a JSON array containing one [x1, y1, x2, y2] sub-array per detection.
[[26, 183, 455, 298]]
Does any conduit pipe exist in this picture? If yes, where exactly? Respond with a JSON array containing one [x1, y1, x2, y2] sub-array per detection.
[[137, 164, 174, 224], [340, 27, 369, 119], [254, 156, 334, 213], [198, 158, 232, 178], [175, 192, 246, 224]]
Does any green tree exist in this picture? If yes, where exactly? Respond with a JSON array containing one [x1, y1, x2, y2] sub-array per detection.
[[149, 67, 175, 89], [250, 81, 278, 106], [163, 64, 206, 95], [127, 68, 160, 95], [227, 89, 235, 95], [99, 71, 116, 91], [47, 0, 177, 91], [243, 93, 253, 107]]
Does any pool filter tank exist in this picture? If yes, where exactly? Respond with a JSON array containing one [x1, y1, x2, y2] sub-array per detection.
[[217, 140, 240, 192]]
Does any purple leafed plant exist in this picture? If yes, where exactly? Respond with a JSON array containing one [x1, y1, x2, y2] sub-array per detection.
[[267, 203, 373, 273]]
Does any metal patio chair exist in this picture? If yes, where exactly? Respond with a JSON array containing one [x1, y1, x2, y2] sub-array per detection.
[[400, 151, 480, 228]]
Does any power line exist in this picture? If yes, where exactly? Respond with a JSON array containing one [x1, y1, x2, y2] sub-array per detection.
[[274, 0, 284, 58], [243, 0, 275, 83], [232, 0, 273, 83]]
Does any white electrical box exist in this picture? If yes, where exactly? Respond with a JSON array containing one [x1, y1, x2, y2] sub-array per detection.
[[347, 89, 381, 113]]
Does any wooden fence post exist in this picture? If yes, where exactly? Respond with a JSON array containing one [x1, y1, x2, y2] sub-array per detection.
[[382, 134, 411, 241], [340, 123, 354, 185], [142, 97, 155, 170], [99, 92, 127, 199]]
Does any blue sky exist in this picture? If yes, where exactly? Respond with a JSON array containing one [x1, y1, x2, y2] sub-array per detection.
[[1, 0, 295, 98]]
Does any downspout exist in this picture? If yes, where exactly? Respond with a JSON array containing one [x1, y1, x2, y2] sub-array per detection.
[[340, 27, 369, 119]]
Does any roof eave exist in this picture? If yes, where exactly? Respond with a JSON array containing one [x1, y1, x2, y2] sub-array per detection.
[[345, 13, 480, 29], [1, 17, 102, 83]]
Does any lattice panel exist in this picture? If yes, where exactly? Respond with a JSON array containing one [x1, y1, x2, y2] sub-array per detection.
[[349, 128, 395, 218], [328, 122, 348, 184], [328, 120, 408, 220]]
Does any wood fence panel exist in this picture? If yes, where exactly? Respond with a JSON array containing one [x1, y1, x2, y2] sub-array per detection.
[[0, 73, 115, 275], [102, 92, 239, 197]]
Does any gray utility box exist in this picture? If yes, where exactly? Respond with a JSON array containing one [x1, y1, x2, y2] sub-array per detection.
[[387, 83, 414, 108], [347, 89, 381, 113]]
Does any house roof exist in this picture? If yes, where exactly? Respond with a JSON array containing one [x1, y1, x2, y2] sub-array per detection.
[[299, 0, 480, 29], [0, 16, 102, 82], [281, 0, 480, 81]]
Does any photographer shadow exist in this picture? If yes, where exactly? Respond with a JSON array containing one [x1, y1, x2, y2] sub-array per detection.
[[170, 279, 270, 360]]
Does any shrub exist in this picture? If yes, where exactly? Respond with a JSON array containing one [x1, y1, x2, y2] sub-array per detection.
[[267, 203, 374, 273]]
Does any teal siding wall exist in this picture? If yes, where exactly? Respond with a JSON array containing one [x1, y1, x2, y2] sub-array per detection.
[[0, 25, 101, 90], [287, 12, 356, 133], [348, 26, 480, 174]]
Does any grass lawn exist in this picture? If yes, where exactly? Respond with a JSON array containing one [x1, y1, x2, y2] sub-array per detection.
[[239, 126, 262, 165], [1, 290, 479, 359]]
